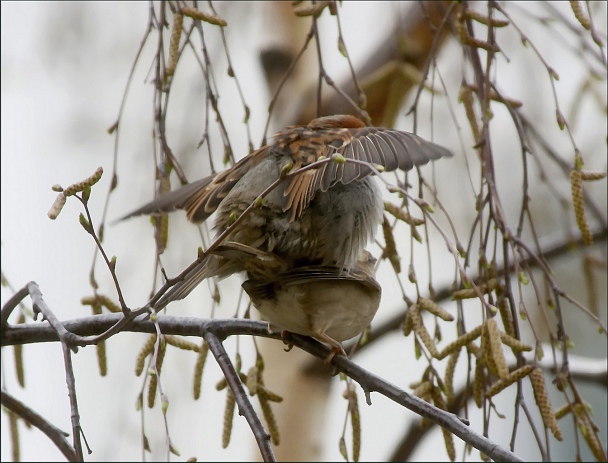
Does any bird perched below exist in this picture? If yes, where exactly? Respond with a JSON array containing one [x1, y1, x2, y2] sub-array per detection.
[[208, 242, 380, 359], [241, 249, 381, 361], [121, 114, 452, 310]]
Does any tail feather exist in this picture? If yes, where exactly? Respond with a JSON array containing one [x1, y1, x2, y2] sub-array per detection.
[[154, 255, 240, 311], [118, 176, 214, 223]]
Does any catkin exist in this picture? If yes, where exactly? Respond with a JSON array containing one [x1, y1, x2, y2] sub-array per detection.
[[473, 358, 485, 408], [403, 308, 414, 336], [484, 319, 509, 379], [554, 403, 572, 420], [381, 215, 401, 273], [413, 381, 433, 398], [344, 384, 361, 462], [456, 12, 500, 52], [430, 387, 456, 461], [452, 278, 499, 300], [497, 296, 515, 337], [486, 364, 534, 398], [246, 365, 259, 396], [569, 1, 591, 29], [339, 436, 349, 461], [165, 13, 183, 78], [47, 193, 67, 219], [14, 314, 26, 386], [419, 297, 454, 321], [436, 325, 483, 360], [222, 389, 236, 448], [63, 167, 103, 197], [192, 341, 209, 400], [383, 201, 425, 225], [459, 85, 481, 147], [96, 339, 107, 377], [576, 412, 605, 460], [257, 385, 283, 403], [463, 8, 509, 27], [181, 7, 227, 26], [258, 388, 280, 445], [580, 170, 607, 181], [147, 338, 167, 408], [165, 335, 199, 352], [410, 307, 439, 357], [135, 335, 157, 376], [571, 169, 593, 245], [444, 351, 460, 405], [530, 368, 563, 441], [9, 411, 19, 461], [293, 1, 330, 17], [81, 294, 121, 313], [500, 332, 533, 352]]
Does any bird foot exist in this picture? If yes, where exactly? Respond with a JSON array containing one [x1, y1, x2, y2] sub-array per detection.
[[280, 330, 295, 352], [323, 349, 337, 365], [318, 335, 347, 365]]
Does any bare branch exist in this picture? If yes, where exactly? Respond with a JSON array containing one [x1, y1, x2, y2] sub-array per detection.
[[3, 313, 523, 461], [0, 391, 78, 462]]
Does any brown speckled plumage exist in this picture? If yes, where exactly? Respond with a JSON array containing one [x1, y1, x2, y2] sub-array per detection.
[[122, 115, 452, 310]]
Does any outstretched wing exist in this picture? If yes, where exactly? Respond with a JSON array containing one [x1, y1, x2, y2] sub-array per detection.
[[120, 115, 453, 225], [277, 116, 453, 220], [319, 127, 453, 191]]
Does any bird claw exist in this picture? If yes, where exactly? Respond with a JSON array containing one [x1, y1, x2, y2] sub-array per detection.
[[316, 333, 346, 364], [277, 330, 343, 362], [323, 351, 337, 365], [281, 330, 295, 352], [323, 345, 346, 365]]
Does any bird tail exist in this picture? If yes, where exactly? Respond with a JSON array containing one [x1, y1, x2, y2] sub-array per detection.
[[153, 255, 238, 311], [116, 176, 215, 224]]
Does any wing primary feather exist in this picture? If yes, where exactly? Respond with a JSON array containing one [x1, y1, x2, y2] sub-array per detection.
[[366, 133, 388, 168], [372, 131, 401, 171], [340, 139, 363, 183], [385, 131, 417, 170], [390, 130, 454, 164], [359, 135, 381, 175], [396, 131, 436, 167], [320, 156, 339, 192], [353, 138, 375, 178]]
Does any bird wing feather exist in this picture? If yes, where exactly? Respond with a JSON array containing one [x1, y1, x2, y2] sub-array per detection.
[[121, 116, 453, 226], [279, 125, 453, 220], [118, 176, 215, 221]]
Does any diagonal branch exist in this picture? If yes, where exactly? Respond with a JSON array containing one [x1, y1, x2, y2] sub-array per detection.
[[1, 387, 77, 462], [205, 331, 276, 462]]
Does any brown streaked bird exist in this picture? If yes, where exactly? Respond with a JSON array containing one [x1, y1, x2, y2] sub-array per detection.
[[241, 249, 381, 361], [121, 114, 452, 310]]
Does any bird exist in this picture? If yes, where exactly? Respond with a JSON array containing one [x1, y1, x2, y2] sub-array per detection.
[[121, 114, 453, 310], [240, 249, 381, 361]]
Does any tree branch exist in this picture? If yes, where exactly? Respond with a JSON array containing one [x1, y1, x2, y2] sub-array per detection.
[[205, 331, 276, 462], [2, 313, 523, 461], [0, 390, 78, 462]]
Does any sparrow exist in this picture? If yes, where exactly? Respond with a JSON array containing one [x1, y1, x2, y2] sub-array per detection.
[[121, 114, 452, 310], [210, 243, 379, 360], [241, 250, 381, 361]]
